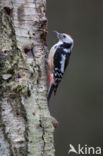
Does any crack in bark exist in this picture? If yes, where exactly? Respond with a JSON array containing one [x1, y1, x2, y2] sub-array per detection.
[[39, 119, 46, 156]]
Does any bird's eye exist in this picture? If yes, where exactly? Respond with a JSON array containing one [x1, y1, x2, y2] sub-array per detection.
[[63, 35, 66, 38]]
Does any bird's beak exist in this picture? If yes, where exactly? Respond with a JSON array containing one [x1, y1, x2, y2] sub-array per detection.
[[53, 31, 62, 40]]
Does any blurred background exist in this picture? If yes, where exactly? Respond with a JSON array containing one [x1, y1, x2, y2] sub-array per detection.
[[47, 0, 103, 156]]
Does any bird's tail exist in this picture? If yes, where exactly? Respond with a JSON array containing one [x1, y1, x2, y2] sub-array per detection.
[[47, 84, 55, 106], [47, 73, 55, 106]]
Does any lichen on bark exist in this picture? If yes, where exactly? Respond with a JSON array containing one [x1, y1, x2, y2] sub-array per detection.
[[0, 0, 55, 155]]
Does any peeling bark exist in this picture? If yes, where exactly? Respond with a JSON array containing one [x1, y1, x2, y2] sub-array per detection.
[[0, 0, 55, 155]]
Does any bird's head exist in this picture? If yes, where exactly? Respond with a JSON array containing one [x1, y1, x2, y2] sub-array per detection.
[[54, 31, 74, 46]]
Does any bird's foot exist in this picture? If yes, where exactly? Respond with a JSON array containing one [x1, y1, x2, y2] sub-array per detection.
[[51, 116, 59, 128]]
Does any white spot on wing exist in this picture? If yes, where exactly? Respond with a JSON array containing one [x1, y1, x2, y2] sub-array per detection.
[[60, 54, 66, 73], [55, 68, 59, 71], [64, 48, 71, 53]]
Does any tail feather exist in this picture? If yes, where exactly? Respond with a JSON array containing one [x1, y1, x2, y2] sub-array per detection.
[[47, 73, 55, 106], [54, 84, 58, 95], [47, 84, 55, 106], [48, 73, 60, 106], [47, 83, 59, 105]]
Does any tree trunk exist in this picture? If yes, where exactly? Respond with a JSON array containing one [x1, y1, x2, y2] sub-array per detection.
[[0, 0, 55, 155]]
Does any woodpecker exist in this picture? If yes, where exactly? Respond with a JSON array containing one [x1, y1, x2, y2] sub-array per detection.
[[47, 31, 74, 105]]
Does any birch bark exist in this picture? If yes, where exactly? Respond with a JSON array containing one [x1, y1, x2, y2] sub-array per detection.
[[0, 0, 54, 155]]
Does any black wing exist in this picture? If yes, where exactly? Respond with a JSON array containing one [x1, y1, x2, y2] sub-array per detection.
[[53, 47, 71, 94]]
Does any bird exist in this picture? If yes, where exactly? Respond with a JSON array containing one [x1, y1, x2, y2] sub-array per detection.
[[47, 31, 74, 105]]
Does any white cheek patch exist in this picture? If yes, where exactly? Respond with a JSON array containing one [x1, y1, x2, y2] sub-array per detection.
[[60, 54, 66, 73]]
